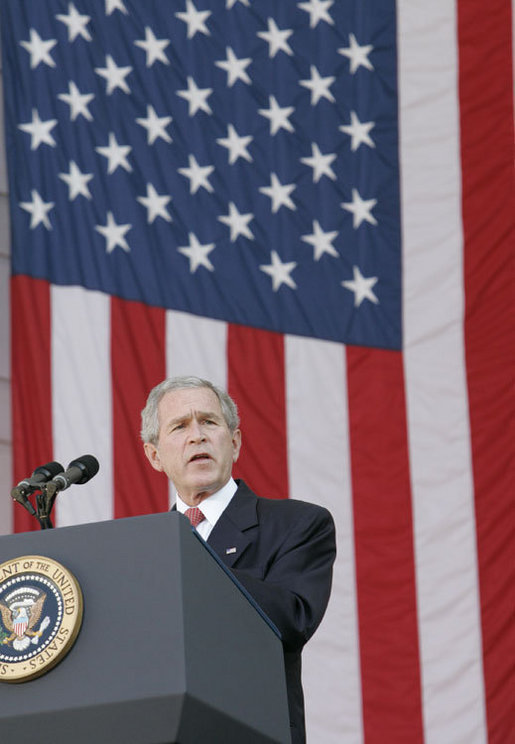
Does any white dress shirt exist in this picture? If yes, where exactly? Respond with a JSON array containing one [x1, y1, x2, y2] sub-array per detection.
[[175, 477, 238, 541]]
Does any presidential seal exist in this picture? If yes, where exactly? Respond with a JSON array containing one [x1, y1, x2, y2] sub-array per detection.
[[0, 555, 83, 683]]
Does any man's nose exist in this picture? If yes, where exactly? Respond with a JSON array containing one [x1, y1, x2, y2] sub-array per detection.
[[188, 421, 206, 441]]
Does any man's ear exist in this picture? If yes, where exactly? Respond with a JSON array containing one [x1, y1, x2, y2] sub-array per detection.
[[232, 428, 242, 463], [144, 442, 164, 472]]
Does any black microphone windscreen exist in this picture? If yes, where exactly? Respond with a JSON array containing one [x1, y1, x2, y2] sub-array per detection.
[[33, 461, 65, 480], [69, 455, 100, 484], [18, 460, 64, 489]]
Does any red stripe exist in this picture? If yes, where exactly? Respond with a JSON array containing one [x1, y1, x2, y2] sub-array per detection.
[[346, 346, 423, 744], [111, 297, 168, 518], [11, 276, 53, 533], [457, 2, 515, 742], [227, 325, 289, 500]]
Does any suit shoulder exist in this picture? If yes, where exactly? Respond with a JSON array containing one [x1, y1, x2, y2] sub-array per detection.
[[256, 494, 334, 525], [234, 481, 334, 529]]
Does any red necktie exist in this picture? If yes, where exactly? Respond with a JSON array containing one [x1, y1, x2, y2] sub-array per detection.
[[184, 507, 205, 528]]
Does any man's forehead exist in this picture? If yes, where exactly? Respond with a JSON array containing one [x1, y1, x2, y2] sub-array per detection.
[[159, 386, 223, 417]]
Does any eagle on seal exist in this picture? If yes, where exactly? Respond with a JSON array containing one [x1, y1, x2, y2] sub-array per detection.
[[0, 592, 47, 648]]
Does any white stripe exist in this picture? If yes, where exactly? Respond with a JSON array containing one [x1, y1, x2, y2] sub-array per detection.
[[52, 286, 113, 526], [285, 336, 363, 744], [164, 310, 228, 504], [0, 444, 13, 536], [0, 258, 12, 535], [398, 3, 487, 743], [165, 310, 228, 387]]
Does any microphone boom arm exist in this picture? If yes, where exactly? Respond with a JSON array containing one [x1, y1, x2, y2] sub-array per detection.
[[37, 481, 59, 529]]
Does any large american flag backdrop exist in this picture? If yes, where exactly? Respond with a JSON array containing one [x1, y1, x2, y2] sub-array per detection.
[[2, 0, 513, 742]]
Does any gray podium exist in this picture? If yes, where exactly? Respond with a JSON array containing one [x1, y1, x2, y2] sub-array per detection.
[[0, 512, 291, 743]]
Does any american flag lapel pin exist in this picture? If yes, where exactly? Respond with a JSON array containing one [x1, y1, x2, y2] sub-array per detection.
[[226, 547, 237, 555]]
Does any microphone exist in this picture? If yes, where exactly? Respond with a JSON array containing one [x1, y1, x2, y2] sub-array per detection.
[[16, 461, 64, 492], [11, 461, 64, 517], [50, 455, 99, 492]]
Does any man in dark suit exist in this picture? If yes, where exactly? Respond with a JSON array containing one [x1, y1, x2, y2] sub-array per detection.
[[142, 376, 336, 744]]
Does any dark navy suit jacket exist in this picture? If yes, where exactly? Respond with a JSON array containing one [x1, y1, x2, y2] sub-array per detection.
[[205, 480, 336, 744]]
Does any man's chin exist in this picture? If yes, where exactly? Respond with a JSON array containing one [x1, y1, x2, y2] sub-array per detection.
[[182, 479, 217, 504]]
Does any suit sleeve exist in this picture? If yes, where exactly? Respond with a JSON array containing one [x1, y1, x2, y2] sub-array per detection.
[[231, 505, 336, 652]]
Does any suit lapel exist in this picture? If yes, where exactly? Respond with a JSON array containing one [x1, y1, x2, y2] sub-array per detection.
[[207, 481, 258, 568]]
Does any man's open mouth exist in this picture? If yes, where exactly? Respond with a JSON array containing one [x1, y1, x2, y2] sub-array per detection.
[[189, 453, 211, 463]]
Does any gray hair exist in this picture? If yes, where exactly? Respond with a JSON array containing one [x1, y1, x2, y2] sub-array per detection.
[[141, 376, 240, 445]]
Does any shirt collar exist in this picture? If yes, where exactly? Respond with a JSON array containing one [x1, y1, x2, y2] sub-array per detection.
[[176, 477, 237, 527]]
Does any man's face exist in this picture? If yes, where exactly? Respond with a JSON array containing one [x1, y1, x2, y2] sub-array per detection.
[[144, 386, 241, 506]]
